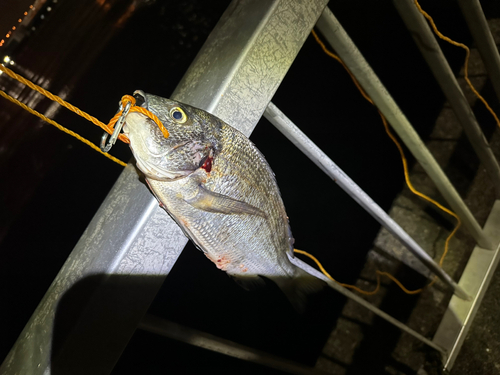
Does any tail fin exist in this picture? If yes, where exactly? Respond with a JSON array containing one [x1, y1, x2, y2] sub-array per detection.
[[271, 268, 325, 313]]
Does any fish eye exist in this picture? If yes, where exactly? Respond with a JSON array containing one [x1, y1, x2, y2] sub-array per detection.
[[169, 107, 187, 124]]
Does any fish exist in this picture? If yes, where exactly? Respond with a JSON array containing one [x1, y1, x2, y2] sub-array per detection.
[[123, 91, 324, 311]]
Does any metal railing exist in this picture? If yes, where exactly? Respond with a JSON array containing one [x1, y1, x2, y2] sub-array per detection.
[[2, 0, 499, 373], [0, 0, 330, 373]]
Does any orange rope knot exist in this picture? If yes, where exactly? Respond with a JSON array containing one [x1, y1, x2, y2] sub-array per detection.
[[0, 64, 168, 165], [309, 3, 470, 296], [0, 63, 168, 146], [107, 94, 169, 142]]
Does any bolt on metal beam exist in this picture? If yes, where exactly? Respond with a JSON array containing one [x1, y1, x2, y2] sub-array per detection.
[[394, 0, 500, 199], [316, 7, 495, 250]]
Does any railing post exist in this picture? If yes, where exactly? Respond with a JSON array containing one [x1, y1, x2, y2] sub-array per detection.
[[0, 1, 329, 373], [316, 7, 495, 250], [394, 0, 500, 199], [265, 102, 469, 299], [458, 0, 500, 104]]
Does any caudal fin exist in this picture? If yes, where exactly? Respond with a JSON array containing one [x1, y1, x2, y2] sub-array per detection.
[[271, 268, 325, 313]]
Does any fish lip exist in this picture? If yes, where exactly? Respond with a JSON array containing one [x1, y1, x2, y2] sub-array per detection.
[[147, 141, 190, 158], [135, 157, 192, 181], [123, 112, 175, 158], [135, 141, 203, 180], [123, 111, 191, 180], [129, 91, 186, 158], [126, 92, 199, 180], [134, 140, 195, 180]]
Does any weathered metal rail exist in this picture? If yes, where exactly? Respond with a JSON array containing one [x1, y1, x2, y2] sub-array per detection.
[[2, 0, 500, 373]]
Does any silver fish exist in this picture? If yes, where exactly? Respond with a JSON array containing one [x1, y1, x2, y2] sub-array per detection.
[[123, 91, 323, 310]]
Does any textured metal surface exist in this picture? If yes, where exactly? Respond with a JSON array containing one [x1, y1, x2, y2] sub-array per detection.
[[0, 165, 188, 374], [458, 0, 500, 104], [265, 102, 469, 299], [0, 0, 328, 373], [139, 314, 332, 375], [316, 7, 494, 250], [433, 200, 500, 369], [173, 0, 328, 137], [395, 0, 500, 199]]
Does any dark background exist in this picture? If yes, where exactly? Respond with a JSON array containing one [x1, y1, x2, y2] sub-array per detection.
[[0, 0, 499, 373]]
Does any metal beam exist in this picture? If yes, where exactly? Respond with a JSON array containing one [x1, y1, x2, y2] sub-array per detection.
[[139, 314, 332, 375], [316, 7, 495, 250], [0, 1, 329, 373], [433, 200, 500, 369], [458, 0, 500, 104], [394, 0, 500, 199], [265, 102, 470, 300]]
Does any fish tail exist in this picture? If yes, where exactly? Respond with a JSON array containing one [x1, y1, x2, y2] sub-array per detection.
[[272, 269, 325, 313]]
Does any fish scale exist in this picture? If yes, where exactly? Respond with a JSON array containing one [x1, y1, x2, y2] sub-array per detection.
[[124, 91, 324, 311]]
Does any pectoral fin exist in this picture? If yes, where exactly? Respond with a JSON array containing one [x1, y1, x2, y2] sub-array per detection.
[[184, 185, 267, 218]]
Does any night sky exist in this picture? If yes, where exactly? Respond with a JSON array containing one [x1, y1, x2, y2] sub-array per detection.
[[0, 0, 499, 373]]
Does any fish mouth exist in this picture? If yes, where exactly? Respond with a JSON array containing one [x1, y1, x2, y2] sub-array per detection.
[[135, 157, 192, 181], [124, 90, 204, 181], [133, 90, 148, 109], [135, 140, 200, 181], [124, 111, 193, 181]]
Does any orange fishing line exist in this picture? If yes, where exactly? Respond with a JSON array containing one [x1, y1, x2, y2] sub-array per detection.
[[0, 89, 127, 167], [0, 64, 169, 166], [0, 64, 129, 143], [308, 8, 472, 294], [0, 64, 169, 144], [414, 0, 500, 129]]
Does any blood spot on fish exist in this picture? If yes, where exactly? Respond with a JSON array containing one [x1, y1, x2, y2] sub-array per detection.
[[205, 253, 230, 270], [201, 155, 213, 173], [215, 256, 230, 270]]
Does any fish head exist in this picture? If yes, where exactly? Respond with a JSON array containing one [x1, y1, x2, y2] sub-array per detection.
[[123, 91, 219, 181]]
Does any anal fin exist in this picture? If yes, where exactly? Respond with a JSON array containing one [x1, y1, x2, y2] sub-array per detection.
[[229, 274, 266, 291]]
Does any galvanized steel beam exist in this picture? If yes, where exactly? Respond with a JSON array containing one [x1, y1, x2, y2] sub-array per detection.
[[265, 102, 470, 300], [458, 0, 500, 104], [433, 200, 500, 369], [139, 315, 333, 375], [0, 1, 329, 373], [395, 0, 500, 199], [316, 7, 495, 250]]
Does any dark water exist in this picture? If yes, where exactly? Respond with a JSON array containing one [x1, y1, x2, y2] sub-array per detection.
[[0, 0, 498, 373]]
